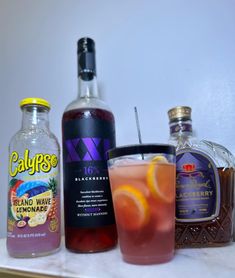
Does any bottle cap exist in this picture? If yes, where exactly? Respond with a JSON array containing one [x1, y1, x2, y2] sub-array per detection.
[[20, 98, 51, 110], [168, 106, 191, 121], [77, 37, 95, 53], [77, 37, 96, 80]]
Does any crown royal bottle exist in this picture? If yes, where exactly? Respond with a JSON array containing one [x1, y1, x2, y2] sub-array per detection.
[[168, 106, 234, 248], [7, 98, 61, 257], [62, 37, 117, 252]]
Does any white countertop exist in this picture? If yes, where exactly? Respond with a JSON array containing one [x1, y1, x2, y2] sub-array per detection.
[[0, 238, 234, 278]]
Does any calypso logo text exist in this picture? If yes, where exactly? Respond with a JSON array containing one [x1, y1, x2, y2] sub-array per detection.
[[9, 149, 58, 177]]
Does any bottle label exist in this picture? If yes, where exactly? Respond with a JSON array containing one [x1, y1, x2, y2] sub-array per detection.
[[176, 149, 220, 222], [7, 149, 60, 237], [63, 116, 116, 228], [170, 123, 192, 134]]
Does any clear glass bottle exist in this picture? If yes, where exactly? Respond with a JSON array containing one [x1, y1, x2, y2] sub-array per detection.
[[62, 37, 117, 252], [7, 98, 61, 257], [168, 106, 234, 248]]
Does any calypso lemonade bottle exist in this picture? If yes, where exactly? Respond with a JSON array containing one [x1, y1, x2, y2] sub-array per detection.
[[7, 98, 61, 257]]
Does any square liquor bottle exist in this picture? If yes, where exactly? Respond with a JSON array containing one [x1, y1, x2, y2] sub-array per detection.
[[168, 106, 234, 248]]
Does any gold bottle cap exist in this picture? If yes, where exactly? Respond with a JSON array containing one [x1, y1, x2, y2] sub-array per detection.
[[168, 106, 191, 121]]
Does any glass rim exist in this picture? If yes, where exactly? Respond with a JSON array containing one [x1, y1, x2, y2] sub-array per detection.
[[107, 144, 175, 160]]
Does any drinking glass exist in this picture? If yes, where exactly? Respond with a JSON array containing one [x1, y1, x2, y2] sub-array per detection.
[[108, 144, 176, 264]]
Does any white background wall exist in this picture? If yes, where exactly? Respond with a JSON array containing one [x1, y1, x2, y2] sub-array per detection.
[[1, 0, 235, 237]]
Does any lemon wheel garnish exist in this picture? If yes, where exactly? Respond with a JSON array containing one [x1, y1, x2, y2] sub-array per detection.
[[147, 155, 174, 203], [113, 185, 150, 231], [151, 155, 168, 163]]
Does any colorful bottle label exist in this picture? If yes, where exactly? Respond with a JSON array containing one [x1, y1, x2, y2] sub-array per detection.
[[7, 149, 60, 237], [176, 149, 220, 222], [63, 116, 116, 228]]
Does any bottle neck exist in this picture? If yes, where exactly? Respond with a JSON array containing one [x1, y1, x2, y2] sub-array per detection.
[[21, 105, 50, 130], [169, 118, 193, 137], [78, 74, 99, 99]]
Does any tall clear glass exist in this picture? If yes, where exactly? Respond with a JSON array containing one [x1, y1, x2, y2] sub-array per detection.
[[108, 144, 176, 264]]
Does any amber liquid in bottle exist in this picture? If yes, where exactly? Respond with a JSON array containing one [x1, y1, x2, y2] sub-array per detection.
[[63, 108, 117, 252], [168, 106, 234, 248], [175, 167, 234, 248]]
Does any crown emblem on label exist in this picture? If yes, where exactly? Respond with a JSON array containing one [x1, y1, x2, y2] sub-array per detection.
[[183, 163, 195, 172]]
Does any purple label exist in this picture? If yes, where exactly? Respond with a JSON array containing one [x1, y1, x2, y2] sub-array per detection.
[[170, 123, 192, 134], [65, 138, 111, 162], [62, 115, 116, 228], [176, 150, 220, 222]]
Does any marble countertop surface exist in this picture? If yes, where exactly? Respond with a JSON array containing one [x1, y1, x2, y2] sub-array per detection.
[[0, 238, 235, 278]]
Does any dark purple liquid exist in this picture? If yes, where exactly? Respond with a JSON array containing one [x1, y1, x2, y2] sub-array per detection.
[[62, 108, 117, 252]]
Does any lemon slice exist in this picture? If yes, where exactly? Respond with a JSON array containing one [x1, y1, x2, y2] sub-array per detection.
[[35, 213, 47, 225], [151, 155, 168, 163], [113, 185, 150, 231], [147, 155, 174, 203], [28, 217, 38, 227]]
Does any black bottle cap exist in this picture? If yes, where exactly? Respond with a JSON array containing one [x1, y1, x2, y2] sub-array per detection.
[[77, 37, 95, 53], [77, 37, 96, 80]]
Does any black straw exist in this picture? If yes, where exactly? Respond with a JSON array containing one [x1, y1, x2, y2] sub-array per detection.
[[134, 106, 144, 159]]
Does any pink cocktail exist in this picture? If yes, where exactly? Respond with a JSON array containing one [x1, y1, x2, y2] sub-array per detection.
[[108, 144, 176, 264]]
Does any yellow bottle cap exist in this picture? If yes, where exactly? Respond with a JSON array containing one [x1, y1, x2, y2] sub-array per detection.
[[19, 98, 51, 110]]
